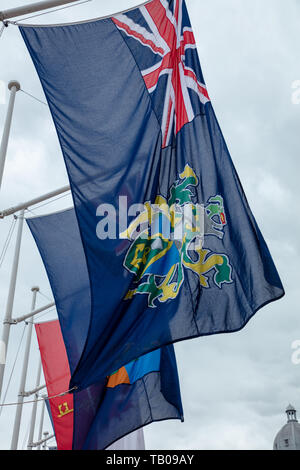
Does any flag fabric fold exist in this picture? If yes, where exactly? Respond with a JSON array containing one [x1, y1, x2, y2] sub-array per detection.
[[35, 320, 74, 450], [35, 319, 183, 450], [79, 346, 183, 450], [22, 0, 284, 392]]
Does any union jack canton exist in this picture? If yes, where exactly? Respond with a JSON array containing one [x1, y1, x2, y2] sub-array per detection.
[[112, 0, 210, 148]]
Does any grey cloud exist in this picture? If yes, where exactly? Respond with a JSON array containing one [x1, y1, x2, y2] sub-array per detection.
[[0, 0, 299, 450]]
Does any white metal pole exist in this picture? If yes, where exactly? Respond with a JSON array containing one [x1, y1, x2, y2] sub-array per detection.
[[0, 81, 20, 191], [24, 383, 46, 397], [37, 397, 46, 451], [42, 431, 49, 450], [27, 360, 42, 450], [0, 0, 80, 21], [0, 185, 70, 219], [12, 301, 55, 325], [11, 287, 39, 450], [32, 432, 55, 449], [0, 209, 25, 399]]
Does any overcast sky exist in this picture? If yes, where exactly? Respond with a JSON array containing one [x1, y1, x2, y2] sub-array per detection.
[[0, 0, 299, 450]]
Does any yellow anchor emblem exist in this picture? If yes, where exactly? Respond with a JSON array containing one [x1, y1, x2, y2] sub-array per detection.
[[57, 402, 74, 418]]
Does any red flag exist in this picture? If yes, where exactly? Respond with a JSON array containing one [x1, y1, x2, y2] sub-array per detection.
[[35, 320, 73, 450]]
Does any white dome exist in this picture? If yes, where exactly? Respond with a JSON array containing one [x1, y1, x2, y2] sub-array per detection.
[[273, 405, 300, 450]]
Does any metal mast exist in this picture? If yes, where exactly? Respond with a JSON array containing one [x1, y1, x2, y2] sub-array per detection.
[[11, 287, 39, 450], [0, 81, 20, 191]]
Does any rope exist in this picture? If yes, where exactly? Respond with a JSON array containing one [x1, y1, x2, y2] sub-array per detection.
[[0, 386, 78, 408], [34, 307, 57, 322], [0, 216, 17, 269], [24, 207, 37, 217], [20, 89, 48, 107], [10, 0, 92, 24], [26, 191, 71, 212], [38, 290, 53, 303], [24, 192, 72, 220], [0, 324, 27, 417]]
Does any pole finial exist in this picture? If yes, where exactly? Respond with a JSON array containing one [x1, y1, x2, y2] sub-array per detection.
[[31, 286, 40, 293], [8, 81, 20, 92]]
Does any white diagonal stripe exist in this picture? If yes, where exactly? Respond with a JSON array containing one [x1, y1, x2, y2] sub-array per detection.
[[184, 74, 210, 104], [179, 62, 194, 121], [161, 74, 173, 139], [165, 98, 175, 146], [176, 0, 183, 48], [160, 0, 177, 32], [142, 60, 163, 77], [147, 68, 173, 93], [114, 13, 165, 56], [184, 66, 208, 92], [140, 5, 170, 54]]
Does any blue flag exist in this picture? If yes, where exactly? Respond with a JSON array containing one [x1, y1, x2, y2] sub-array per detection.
[[21, 0, 284, 391], [27, 210, 183, 449], [71, 346, 183, 450], [80, 347, 183, 450]]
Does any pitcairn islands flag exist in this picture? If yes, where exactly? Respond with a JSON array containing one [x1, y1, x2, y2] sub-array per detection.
[[22, 0, 284, 391]]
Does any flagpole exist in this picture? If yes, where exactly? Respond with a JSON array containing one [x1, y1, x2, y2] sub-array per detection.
[[0, 184, 70, 219], [42, 432, 49, 450], [12, 301, 55, 324], [11, 287, 39, 450], [0, 81, 20, 191], [0, 210, 25, 399], [32, 432, 55, 450], [27, 360, 42, 450], [0, 0, 80, 21], [37, 397, 46, 450], [24, 383, 46, 397]]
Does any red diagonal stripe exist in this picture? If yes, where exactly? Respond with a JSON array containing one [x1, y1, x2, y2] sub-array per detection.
[[112, 17, 165, 55], [184, 68, 210, 100], [179, 31, 196, 57], [182, 30, 196, 46], [146, 0, 176, 50], [172, 66, 189, 133], [143, 53, 172, 90]]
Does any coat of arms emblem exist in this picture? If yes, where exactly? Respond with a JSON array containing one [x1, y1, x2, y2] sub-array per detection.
[[121, 165, 233, 308]]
